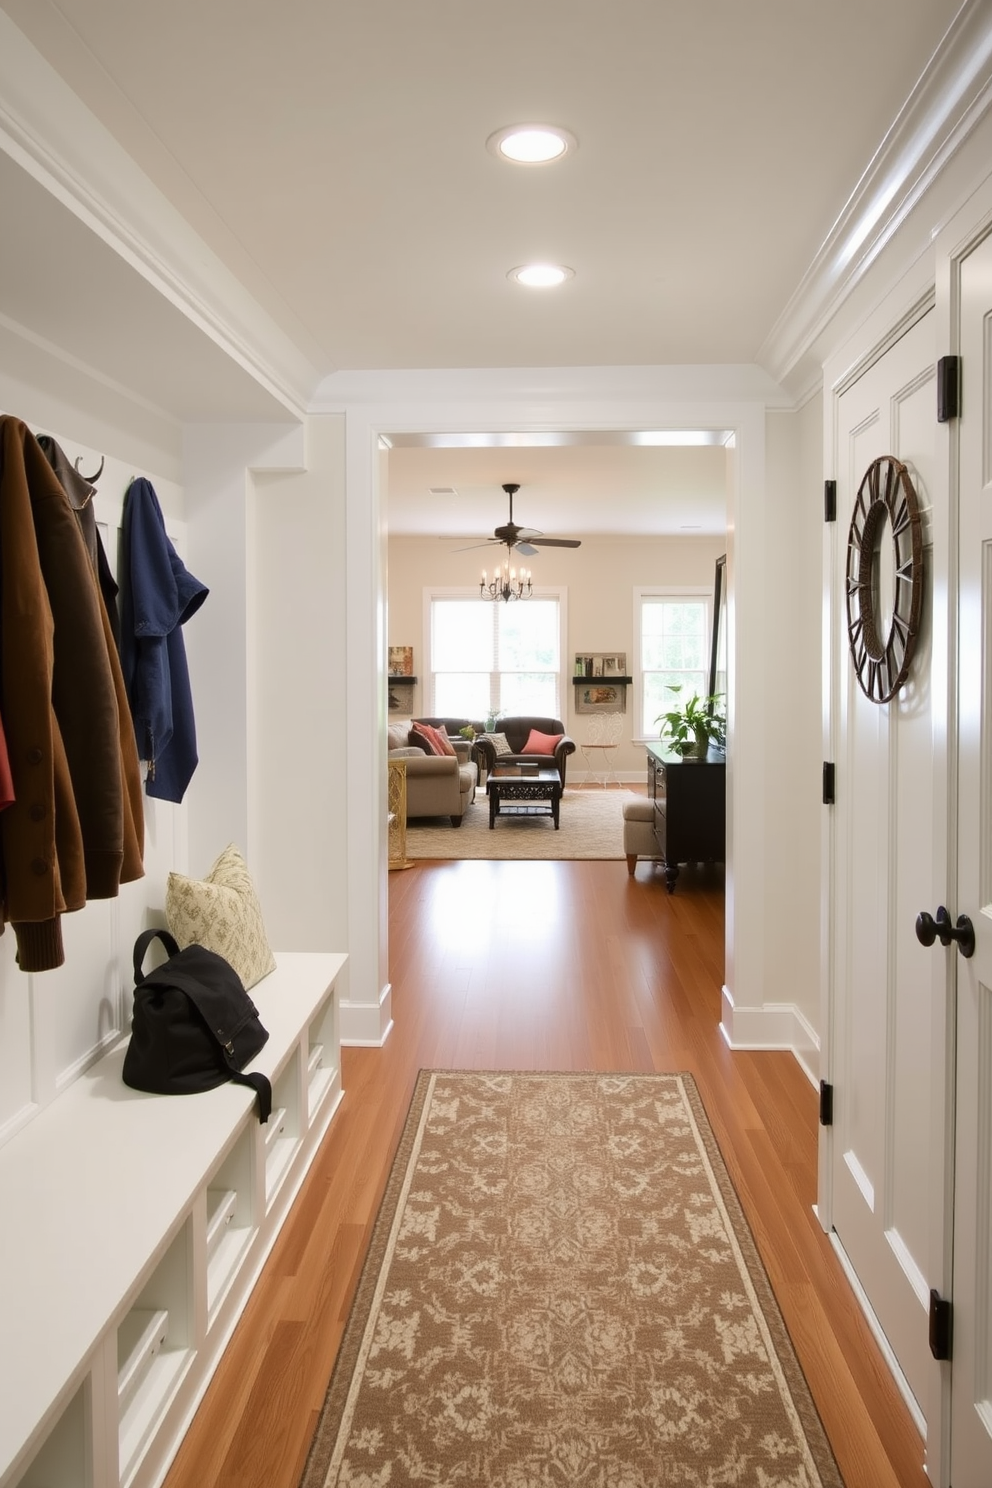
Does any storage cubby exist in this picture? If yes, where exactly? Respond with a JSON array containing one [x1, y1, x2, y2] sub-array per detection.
[[0, 950, 347, 1488], [264, 1057, 302, 1207], [117, 1222, 195, 1485], [204, 1126, 256, 1322], [307, 987, 341, 1121]]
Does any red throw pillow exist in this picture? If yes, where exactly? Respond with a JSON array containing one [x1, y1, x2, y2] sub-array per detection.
[[522, 728, 563, 754], [411, 722, 456, 757]]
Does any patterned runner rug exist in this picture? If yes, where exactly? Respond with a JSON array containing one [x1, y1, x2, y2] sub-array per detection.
[[300, 1071, 844, 1488]]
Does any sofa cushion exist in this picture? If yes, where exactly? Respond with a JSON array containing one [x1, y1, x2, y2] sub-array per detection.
[[480, 731, 512, 756], [387, 722, 411, 753], [411, 721, 456, 756], [522, 727, 563, 754]]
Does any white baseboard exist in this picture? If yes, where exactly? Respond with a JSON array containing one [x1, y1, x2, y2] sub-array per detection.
[[719, 984, 820, 1087], [340, 981, 393, 1046], [829, 1230, 927, 1440]]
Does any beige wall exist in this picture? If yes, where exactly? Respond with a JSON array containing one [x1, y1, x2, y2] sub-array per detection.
[[387, 532, 726, 780]]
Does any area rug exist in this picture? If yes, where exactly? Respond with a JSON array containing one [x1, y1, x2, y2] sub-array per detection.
[[405, 786, 629, 860], [300, 1071, 844, 1488]]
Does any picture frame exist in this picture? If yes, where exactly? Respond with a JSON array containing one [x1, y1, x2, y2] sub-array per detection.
[[575, 683, 625, 715], [601, 653, 625, 677], [388, 645, 414, 677]]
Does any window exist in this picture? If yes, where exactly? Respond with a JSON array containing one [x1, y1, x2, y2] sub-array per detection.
[[635, 589, 711, 738], [429, 594, 562, 719]]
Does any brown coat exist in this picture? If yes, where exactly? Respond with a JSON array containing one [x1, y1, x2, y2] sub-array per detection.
[[0, 418, 144, 970]]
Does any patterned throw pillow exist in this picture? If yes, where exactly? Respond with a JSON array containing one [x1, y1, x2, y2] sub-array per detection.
[[411, 721, 456, 756], [481, 731, 513, 757], [166, 843, 276, 990], [522, 728, 563, 754]]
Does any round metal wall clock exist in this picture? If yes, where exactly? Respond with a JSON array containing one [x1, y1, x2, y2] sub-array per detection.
[[845, 454, 924, 704]]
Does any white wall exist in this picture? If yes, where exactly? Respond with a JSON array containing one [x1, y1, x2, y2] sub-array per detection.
[[251, 416, 349, 953], [387, 532, 726, 780], [762, 400, 824, 1061], [182, 416, 382, 1045]]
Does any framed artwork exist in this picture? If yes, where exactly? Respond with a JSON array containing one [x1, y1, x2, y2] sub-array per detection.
[[388, 645, 414, 677], [601, 653, 626, 677], [575, 683, 625, 715]]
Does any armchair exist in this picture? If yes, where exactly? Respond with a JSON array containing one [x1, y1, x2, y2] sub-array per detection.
[[474, 715, 576, 786]]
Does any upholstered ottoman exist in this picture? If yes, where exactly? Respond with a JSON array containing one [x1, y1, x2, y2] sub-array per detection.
[[623, 798, 657, 876]]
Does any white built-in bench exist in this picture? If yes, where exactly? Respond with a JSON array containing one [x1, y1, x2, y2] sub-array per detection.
[[0, 950, 347, 1488]]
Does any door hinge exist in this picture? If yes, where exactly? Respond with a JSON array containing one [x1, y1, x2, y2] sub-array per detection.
[[824, 479, 837, 522], [937, 356, 960, 422], [819, 1080, 833, 1126], [822, 762, 835, 805], [929, 1289, 952, 1361]]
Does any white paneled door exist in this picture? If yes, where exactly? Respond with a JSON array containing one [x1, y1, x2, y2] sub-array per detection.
[[828, 310, 946, 1437], [949, 227, 992, 1487]]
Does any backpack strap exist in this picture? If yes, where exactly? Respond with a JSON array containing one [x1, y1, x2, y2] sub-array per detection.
[[226, 1068, 273, 1124], [133, 927, 181, 984]]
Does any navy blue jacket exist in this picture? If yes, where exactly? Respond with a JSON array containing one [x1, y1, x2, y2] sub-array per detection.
[[120, 478, 209, 804]]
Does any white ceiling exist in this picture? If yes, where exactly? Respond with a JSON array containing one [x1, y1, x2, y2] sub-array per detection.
[[0, 0, 975, 531], [384, 438, 730, 538]]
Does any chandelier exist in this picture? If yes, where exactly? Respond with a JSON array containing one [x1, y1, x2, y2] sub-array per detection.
[[480, 549, 532, 602]]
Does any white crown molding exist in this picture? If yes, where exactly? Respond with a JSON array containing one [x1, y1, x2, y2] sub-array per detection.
[[0, 10, 319, 420], [758, 0, 992, 389], [311, 362, 789, 411]]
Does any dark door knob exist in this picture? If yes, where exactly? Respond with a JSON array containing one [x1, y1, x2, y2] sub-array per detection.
[[915, 906, 976, 959]]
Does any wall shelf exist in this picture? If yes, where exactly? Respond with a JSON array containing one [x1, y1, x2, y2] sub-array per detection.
[[572, 675, 632, 685]]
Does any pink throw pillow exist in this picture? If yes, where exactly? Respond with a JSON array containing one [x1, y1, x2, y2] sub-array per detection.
[[411, 722, 456, 756], [522, 728, 563, 754]]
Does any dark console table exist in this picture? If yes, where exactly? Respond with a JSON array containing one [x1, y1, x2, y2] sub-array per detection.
[[646, 742, 725, 892]]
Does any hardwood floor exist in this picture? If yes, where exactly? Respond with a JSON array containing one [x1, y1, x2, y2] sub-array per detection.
[[164, 851, 927, 1488]]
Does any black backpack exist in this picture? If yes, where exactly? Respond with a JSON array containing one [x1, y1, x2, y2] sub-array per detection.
[[122, 928, 272, 1122]]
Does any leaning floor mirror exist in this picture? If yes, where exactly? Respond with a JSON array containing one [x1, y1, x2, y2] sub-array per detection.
[[708, 553, 727, 719]]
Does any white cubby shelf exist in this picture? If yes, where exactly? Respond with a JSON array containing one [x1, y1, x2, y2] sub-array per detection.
[[0, 949, 347, 1488]]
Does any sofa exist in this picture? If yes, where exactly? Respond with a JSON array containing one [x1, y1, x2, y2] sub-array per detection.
[[387, 721, 479, 826], [473, 716, 576, 786]]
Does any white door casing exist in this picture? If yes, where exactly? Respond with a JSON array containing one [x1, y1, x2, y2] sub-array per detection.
[[949, 225, 992, 1488], [826, 309, 948, 1445]]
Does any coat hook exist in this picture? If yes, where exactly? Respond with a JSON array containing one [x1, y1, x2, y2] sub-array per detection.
[[74, 453, 105, 485]]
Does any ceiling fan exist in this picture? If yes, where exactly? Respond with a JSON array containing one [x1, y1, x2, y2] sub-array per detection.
[[456, 483, 582, 557]]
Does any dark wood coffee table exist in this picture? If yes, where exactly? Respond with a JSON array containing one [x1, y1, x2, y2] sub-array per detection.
[[487, 768, 562, 829]]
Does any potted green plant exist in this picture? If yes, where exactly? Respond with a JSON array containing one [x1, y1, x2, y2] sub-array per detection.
[[655, 686, 726, 760], [458, 725, 476, 741]]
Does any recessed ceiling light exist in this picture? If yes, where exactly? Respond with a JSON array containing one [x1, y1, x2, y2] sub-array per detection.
[[487, 124, 576, 165], [508, 263, 574, 288]]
